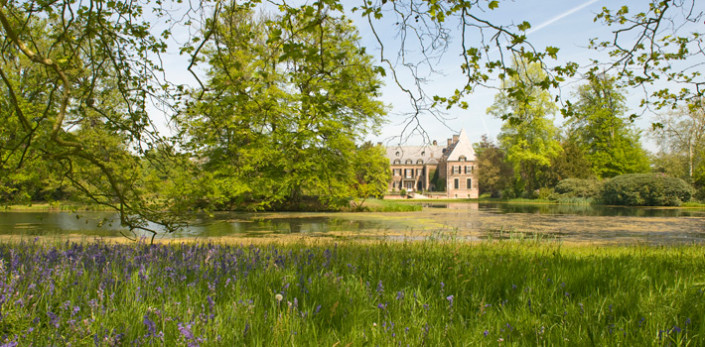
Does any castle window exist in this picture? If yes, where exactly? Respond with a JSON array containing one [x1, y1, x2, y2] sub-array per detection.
[[454, 178, 459, 189], [416, 159, 423, 165], [459, 155, 467, 162], [405, 159, 413, 165], [467, 178, 472, 189], [393, 159, 401, 165], [464, 165, 472, 174]]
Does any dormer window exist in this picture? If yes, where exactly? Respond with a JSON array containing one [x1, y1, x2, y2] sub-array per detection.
[[405, 159, 413, 165], [393, 159, 401, 165], [416, 159, 423, 165], [459, 155, 467, 162]]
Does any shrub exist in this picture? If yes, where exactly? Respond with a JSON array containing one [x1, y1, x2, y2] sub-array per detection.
[[600, 173, 695, 206], [537, 187, 554, 200], [554, 178, 602, 198]]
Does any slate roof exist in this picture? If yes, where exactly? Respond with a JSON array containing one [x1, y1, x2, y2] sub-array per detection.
[[385, 129, 476, 165], [386, 145, 445, 165]]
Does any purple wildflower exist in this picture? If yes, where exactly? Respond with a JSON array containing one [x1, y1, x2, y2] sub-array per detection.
[[143, 315, 157, 337], [178, 322, 195, 340], [446, 295, 454, 307], [47, 311, 59, 328]]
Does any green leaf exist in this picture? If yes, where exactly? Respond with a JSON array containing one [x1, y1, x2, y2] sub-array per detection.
[[517, 21, 531, 32]]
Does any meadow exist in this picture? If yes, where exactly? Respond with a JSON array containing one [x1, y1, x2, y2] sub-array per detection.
[[0, 238, 703, 346]]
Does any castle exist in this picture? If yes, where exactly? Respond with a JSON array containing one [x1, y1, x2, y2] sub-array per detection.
[[385, 129, 478, 198]]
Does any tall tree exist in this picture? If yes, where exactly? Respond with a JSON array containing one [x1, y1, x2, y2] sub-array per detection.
[[567, 74, 650, 178], [548, 139, 594, 183], [473, 135, 513, 198], [0, 3, 184, 238], [178, 4, 385, 210], [652, 98, 705, 180], [488, 58, 561, 194], [652, 97, 705, 197], [351, 142, 391, 209]]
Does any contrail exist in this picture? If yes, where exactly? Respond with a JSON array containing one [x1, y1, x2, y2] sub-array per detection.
[[526, 0, 601, 35]]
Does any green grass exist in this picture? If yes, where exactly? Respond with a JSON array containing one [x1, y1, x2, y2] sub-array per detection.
[[1, 239, 703, 345], [1, 201, 112, 211]]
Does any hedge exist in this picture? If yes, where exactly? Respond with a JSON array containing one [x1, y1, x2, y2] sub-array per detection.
[[600, 173, 694, 206]]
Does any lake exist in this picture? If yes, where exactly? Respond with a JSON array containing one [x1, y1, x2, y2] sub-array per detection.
[[1, 202, 704, 244]]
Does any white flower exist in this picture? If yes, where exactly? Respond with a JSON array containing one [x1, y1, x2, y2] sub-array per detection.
[[275, 294, 283, 303]]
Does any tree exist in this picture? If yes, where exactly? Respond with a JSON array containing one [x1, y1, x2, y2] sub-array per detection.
[[0, 2, 184, 238], [652, 98, 705, 179], [567, 74, 650, 178], [178, 4, 385, 210], [489, 58, 561, 194], [473, 135, 513, 198], [652, 97, 705, 198], [548, 139, 594, 184], [351, 142, 391, 209]]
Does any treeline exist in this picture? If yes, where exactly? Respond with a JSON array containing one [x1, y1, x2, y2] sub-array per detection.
[[0, 6, 392, 212], [475, 61, 705, 205]]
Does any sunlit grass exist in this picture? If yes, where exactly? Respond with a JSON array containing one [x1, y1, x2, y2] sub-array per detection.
[[1, 201, 112, 211], [0, 239, 703, 345]]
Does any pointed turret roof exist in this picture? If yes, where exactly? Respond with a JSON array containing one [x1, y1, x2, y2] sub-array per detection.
[[445, 129, 475, 161]]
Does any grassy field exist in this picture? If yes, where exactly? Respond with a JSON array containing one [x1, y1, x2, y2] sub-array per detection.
[[1, 202, 113, 212], [0, 239, 703, 345]]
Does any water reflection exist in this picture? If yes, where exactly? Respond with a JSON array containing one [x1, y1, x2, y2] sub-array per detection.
[[1, 203, 704, 245]]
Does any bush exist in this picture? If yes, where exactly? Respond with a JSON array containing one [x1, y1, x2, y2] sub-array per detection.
[[600, 173, 695, 206], [537, 187, 554, 200], [554, 178, 602, 198]]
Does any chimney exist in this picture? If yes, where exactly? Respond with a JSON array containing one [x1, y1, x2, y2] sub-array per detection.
[[447, 138, 452, 146], [432, 140, 437, 146], [452, 135, 459, 144]]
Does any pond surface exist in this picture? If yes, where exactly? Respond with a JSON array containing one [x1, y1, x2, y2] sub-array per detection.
[[1, 203, 704, 244]]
